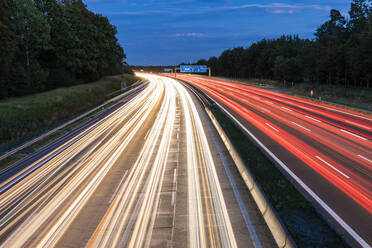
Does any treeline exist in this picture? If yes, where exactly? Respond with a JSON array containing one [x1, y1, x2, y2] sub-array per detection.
[[197, 0, 372, 88], [0, 0, 130, 99]]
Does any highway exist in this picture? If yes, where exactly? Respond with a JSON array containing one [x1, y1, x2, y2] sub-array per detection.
[[173, 74, 372, 247], [0, 74, 275, 247]]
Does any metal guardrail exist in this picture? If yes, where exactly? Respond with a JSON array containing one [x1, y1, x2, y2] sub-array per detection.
[[0, 80, 146, 162], [205, 107, 295, 248]]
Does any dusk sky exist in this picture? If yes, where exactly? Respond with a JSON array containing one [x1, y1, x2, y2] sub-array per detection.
[[84, 0, 351, 65]]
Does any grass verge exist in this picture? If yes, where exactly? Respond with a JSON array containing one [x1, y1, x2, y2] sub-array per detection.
[[288, 83, 372, 112], [212, 108, 349, 247], [0, 74, 139, 154]]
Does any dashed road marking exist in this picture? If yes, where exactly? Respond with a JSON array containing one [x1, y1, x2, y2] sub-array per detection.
[[265, 123, 279, 132], [291, 121, 311, 132], [358, 155, 372, 164], [171, 168, 177, 206], [340, 129, 368, 141], [315, 156, 350, 179], [305, 115, 321, 122]]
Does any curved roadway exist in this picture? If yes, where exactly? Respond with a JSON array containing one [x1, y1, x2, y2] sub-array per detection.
[[0, 74, 275, 248]]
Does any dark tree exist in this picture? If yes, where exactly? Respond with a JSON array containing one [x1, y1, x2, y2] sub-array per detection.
[[0, 0, 18, 98], [197, 0, 372, 88], [0, 0, 128, 99]]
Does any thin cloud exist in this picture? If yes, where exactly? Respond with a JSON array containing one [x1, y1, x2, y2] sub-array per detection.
[[216, 3, 332, 14], [104, 3, 331, 16], [172, 33, 207, 38], [107, 10, 170, 16]]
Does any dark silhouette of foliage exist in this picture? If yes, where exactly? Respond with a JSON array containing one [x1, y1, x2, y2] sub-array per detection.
[[0, 0, 18, 98], [0, 0, 128, 99], [199, 0, 371, 88]]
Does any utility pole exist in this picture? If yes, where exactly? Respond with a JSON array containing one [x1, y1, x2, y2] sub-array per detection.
[[208, 67, 211, 77]]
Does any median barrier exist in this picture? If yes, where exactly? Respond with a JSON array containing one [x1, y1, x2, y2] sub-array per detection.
[[158, 77, 295, 247], [205, 106, 295, 248]]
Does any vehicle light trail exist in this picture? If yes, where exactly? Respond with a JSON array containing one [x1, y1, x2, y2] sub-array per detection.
[[0, 74, 269, 248], [175, 80, 237, 248], [177, 75, 372, 211], [171, 74, 372, 247]]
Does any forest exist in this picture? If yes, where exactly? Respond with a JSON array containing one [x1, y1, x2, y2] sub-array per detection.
[[196, 0, 372, 88], [0, 0, 129, 99]]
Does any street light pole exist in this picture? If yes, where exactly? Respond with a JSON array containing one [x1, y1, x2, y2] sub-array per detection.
[[174, 67, 180, 78]]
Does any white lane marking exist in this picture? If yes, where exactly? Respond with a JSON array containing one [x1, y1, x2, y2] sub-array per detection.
[[291, 121, 311, 132], [358, 155, 372, 164], [178, 81, 238, 248], [6, 81, 160, 247], [0, 89, 155, 225], [305, 115, 321, 122], [171, 168, 177, 206], [200, 76, 372, 122], [281, 106, 293, 112], [265, 123, 279, 132], [340, 129, 368, 141], [315, 156, 350, 179], [206, 97, 370, 248], [318, 106, 372, 122]]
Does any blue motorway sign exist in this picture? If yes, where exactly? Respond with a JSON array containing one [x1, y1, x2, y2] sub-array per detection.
[[180, 65, 194, 73], [164, 68, 172, 72], [194, 65, 207, 73]]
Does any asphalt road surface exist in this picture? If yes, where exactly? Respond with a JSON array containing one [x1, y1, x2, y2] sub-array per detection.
[[0, 74, 275, 248], [173, 74, 372, 248]]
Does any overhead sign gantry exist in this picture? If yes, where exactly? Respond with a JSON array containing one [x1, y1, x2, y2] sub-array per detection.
[[180, 65, 194, 73], [177, 65, 211, 77], [194, 65, 207, 73]]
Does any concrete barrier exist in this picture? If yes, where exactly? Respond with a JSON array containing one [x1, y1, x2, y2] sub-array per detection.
[[205, 107, 295, 248]]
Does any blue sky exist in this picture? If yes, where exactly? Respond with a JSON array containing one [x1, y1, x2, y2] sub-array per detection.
[[84, 0, 351, 65]]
